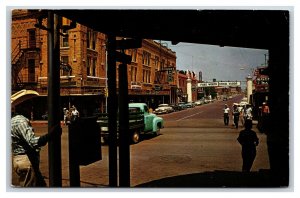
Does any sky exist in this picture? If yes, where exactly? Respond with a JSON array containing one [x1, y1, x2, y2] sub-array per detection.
[[162, 41, 268, 86]]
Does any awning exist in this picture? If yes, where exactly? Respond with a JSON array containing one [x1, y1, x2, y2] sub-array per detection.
[[11, 89, 39, 107]]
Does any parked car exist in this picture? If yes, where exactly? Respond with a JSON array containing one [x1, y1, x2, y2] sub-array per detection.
[[170, 104, 182, 111], [204, 99, 211, 104], [195, 100, 203, 106], [154, 104, 174, 114], [186, 102, 195, 108], [178, 102, 187, 110]]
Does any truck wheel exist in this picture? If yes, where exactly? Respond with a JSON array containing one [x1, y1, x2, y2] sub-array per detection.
[[131, 130, 140, 144], [155, 127, 161, 136]]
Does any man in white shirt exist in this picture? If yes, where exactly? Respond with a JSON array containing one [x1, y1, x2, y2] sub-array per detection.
[[223, 104, 230, 126], [245, 105, 253, 120], [71, 105, 80, 122]]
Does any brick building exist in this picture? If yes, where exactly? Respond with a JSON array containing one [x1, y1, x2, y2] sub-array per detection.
[[124, 40, 177, 109], [11, 10, 177, 119]]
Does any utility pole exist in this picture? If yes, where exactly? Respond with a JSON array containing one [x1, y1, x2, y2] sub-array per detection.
[[107, 35, 118, 187], [47, 11, 62, 187]]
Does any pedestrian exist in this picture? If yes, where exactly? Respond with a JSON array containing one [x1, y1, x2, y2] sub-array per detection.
[[11, 107, 62, 187], [232, 104, 240, 129], [71, 105, 80, 122], [237, 119, 259, 172], [240, 105, 246, 126], [223, 104, 230, 126], [242, 105, 247, 125], [63, 107, 69, 125], [258, 102, 270, 133], [245, 104, 253, 121], [262, 102, 270, 116]]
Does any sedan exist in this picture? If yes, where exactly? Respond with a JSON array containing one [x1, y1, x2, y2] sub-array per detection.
[[186, 102, 195, 108], [178, 102, 187, 110], [170, 104, 182, 111], [154, 104, 174, 114], [195, 100, 203, 106]]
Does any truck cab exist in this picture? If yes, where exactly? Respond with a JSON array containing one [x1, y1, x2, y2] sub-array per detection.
[[97, 103, 164, 144], [129, 103, 164, 134]]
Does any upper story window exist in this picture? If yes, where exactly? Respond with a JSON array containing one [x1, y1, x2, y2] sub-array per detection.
[[92, 32, 97, 50], [61, 17, 70, 47], [154, 56, 160, 70], [131, 49, 138, 62], [61, 56, 72, 76], [142, 67, 151, 83], [142, 50, 151, 66], [167, 60, 170, 67], [61, 29, 69, 47], [27, 29, 36, 48], [87, 56, 91, 76], [87, 57, 97, 76], [92, 58, 96, 76], [131, 65, 137, 82], [87, 29, 97, 50], [161, 59, 165, 69]]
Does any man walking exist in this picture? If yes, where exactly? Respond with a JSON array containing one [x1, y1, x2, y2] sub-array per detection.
[[232, 104, 240, 129], [237, 119, 259, 172], [223, 104, 230, 126], [71, 105, 80, 122]]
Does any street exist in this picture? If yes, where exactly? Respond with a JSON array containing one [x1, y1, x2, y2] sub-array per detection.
[[24, 95, 270, 188]]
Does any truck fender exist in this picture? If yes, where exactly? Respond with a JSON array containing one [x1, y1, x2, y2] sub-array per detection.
[[152, 117, 163, 132]]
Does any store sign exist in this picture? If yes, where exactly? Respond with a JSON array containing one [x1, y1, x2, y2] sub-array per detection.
[[219, 81, 241, 87], [164, 67, 175, 71], [198, 81, 241, 87], [167, 70, 174, 82], [131, 84, 142, 89], [198, 82, 218, 87]]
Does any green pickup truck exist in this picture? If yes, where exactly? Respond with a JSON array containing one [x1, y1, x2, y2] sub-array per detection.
[[97, 103, 164, 144]]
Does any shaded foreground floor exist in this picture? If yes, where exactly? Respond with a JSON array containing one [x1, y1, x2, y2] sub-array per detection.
[[11, 169, 281, 188], [136, 169, 273, 188]]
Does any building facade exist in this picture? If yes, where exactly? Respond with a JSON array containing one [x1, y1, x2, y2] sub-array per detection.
[[124, 40, 177, 109], [177, 71, 198, 102], [11, 10, 177, 119]]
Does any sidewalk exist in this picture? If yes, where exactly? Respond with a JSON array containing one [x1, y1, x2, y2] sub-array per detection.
[[31, 120, 64, 126]]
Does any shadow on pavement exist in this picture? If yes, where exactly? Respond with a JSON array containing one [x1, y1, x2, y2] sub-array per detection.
[[136, 169, 276, 188]]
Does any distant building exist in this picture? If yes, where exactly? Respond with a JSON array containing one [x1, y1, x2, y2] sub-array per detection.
[[177, 70, 198, 102]]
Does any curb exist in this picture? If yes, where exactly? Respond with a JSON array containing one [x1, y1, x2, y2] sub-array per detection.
[[31, 121, 65, 127]]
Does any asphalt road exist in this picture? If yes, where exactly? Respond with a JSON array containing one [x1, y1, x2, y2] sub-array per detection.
[[11, 95, 271, 188]]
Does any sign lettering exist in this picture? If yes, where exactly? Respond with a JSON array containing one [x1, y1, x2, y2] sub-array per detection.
[[198, 81, 241, 87]]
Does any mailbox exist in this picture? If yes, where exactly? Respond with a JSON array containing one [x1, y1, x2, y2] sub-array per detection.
[[68, 116, 102, 166]]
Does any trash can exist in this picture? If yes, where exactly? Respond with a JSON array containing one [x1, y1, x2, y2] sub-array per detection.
[[68, 116, 102, 166]]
